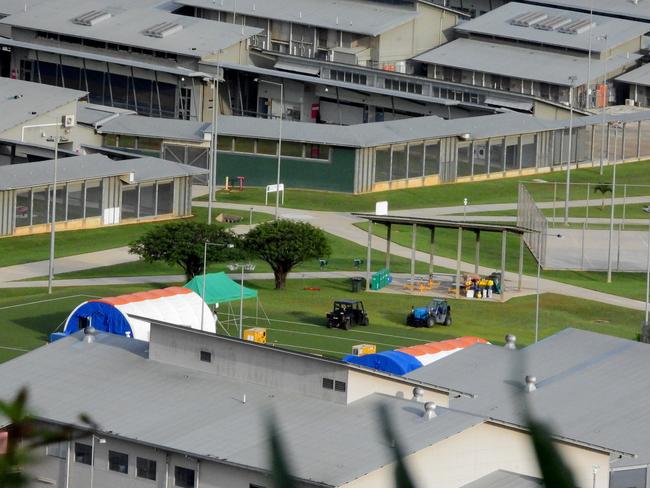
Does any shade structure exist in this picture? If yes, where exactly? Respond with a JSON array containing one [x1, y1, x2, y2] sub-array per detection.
[[63, 287, 214, 341], [184, 272, 258, 305], [343, 336, 488, 375]]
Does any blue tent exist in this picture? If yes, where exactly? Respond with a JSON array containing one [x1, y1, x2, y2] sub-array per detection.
[[65, 301, 133, 336], [342, 350, 423, 376]]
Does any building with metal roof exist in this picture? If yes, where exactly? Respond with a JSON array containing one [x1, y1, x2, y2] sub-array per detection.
[[405, 328, 650, 488], [461, 470, 544, 488], [617, 64, 650, 109], [0, 320, 618, 487], [0, 153, 205, 237], [521, 0, 650, 23]]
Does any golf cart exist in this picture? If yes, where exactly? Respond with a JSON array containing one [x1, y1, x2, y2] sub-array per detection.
[[326, 299, 369, 330], [406, 299, 451, 327]]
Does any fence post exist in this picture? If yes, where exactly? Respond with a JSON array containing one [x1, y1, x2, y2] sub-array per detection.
[[552, 181, 557, 223], [622, 184, 627, 230]]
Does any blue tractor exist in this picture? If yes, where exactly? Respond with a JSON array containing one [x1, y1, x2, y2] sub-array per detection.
[[406, 299, 452, 328]]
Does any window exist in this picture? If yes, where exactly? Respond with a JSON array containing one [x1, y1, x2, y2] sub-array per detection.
[[256, 139, 277, 155], [74, 442, 92, 465], [109, 450, 128, 474], [281, 142, 303, 158], [175, 466, 195, 488], [374, 147, 391, 182], [137, 457, 157, 480], [46, 442, 67, 459], [67, 182, 84, 220], [322, 377, 334, 390], [138, 137, 161, 152], [334, 380, 346, 392], [103, 134, 117, 147], [121, 186, 138, 220], [217, 136, 234, 151], [308, 144, 329, 161], [31, 188, 48, 225], [15, 190, 31, 227], [139, 184, 155, 218], [85, 180, 102, 218], [119, 135, 136, 148], [200, 351, 212, 363], [156, 181, 174, 215], [234, 137, 255, 153]]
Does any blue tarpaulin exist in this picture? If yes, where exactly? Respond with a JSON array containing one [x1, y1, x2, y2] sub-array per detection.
[[64, 302, 134, 337], [342, 350, 423, 376]]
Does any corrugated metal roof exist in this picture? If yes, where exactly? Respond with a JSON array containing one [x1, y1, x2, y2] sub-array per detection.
[[0, 0, 261, 58], [76, 103, 135, 126], [173, 0, 423, 37], [521, 0, 650, 22], [461, 470, 544, 488], [405, 328, 650, 464], [617, 63, 650, 87], [0, 332, 485, 486], [352, 213, 530, 234], [414, 38, 642, 86], [0, 77, 85, 134], [455, 2, 649, 53], [0, 153, 207, 190]]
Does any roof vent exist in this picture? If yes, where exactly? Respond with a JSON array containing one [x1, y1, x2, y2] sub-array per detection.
[[144, 22, 183, 38], [72, 10, 112, 26], [558, 18, 595, 35], [533, 15, 572, 31], [509, 11, 548, 27], [504, 334, 517, 350], [412, 387, 424, 402], [83, 325, 97, 343], [525, 375, 537, 392], [423, 402, 437, 419]]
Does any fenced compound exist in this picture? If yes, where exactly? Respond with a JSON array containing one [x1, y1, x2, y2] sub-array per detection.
[[518, 181, 650, 271]]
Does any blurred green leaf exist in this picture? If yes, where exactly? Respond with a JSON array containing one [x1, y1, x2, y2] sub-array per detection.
[[267, 416, 298, 488], [378, 403, 418, 488], [527, 416, 576, 488]]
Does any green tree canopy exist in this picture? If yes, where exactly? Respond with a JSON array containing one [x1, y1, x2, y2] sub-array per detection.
[[244, 220, 331, 289], [129, 221, 240, 281]]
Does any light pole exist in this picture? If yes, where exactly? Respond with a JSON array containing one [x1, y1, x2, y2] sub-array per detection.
[[90, 434, 106, 488], [564, 75, 578, 225], [256, 78, 284, 220], [643, 207, 650, 332], [606, 121, 622, 283], [205, 74, 219, 225], [47, 126, 64, 294], [597, 34, 608, 175], [586, 0, 594, 109], [228, 262, 256, 338], [200, 241, 234, 329]]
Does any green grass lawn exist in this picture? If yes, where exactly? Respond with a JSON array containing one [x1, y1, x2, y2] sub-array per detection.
[[200, 160, 650, 212], [0, 207, 271, 268], [0, 280, 643, 364]]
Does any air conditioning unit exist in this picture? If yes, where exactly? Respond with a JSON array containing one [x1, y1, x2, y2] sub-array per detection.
[[625, 99, 636, 106], [62, 114, 75, 128]]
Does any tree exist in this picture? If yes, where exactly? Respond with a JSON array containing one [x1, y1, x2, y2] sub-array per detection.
[[593, 183, 612, 210], [244, 220, 330, 289], [129, 221, 239, 281]]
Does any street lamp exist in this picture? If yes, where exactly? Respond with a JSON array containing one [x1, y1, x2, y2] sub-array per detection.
[[204, 74, 219, 225], [227, 262, 256, 339], [200, 241, 234, 329], [585, 0, 594, 109], [90, 434, 106, 488], [256, 78, 284, 220], [563, 74, 578, 225], [606, 120, 623, 283], [597, 34, 608, 175], [535, 233, 563, 343], [46, 126, 66, 295]]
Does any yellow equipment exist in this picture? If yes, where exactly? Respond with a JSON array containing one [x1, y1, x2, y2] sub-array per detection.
[[243, 327, 267, 344], [352, 344, 376, 356]]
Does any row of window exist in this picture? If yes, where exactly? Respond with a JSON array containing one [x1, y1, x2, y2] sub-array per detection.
[[330, 69, 367, 85], [322, 377, 346, 392], [121, 181, 174, 220], [35, 31, 179, 61], [103, 134, 162, 152], [15, 180, 102, 228]]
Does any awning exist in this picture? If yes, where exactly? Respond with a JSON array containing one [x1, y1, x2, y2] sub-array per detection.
[[273, 61, 320, 76], [185, 272, 258, 305]]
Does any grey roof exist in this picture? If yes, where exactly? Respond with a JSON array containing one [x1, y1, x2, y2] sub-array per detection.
[[352, 213, 529, 234], [0, 153, 206, 190], [76, 103, 135, 126], [405, 328, 650, 465], [0, 332, 485, 486], [617, 63, 650, 87], [172, 0, 422, 37], [97, 113, 209, 142], [455, 2, 650, 53], [462, 470, 544, 488], [0, 0, 49, 16], [0, 37, 210, 77], [1, 0, 261, 58], [0, 77, 85, 134], [414, 38, 642, 86], [522, 0, 650, 22]]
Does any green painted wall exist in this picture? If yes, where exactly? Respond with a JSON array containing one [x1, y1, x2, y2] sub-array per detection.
[[214, 147, 356, 192]]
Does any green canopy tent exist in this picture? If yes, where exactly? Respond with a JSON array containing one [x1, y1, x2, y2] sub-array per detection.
[[184, 272, 265, 336]]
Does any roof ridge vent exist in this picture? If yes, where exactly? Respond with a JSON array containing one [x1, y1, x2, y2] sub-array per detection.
[[533, 15, 573, 31], [557, 18, 595, 35], [72, 10, 112, 26], [509, 11, 548, 27], [144, 21, 183, 38]]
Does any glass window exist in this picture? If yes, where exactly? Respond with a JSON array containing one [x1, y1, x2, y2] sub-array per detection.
[[15, 190, 31, 227], [408, 143, 423, 178], [457, 144, 472, 177], [217, 136, 233, 151], [521, 134, 537, 168], [138, 137, 161, 152], [31, 188, 48, 225], [473, 141, 488, 175], [375, 147, 391, 182], [505, 136, 520, 170], [489, 139, 504, 174], [200, 351, 212, 362], [175, 466, 195, 488], [308, 144, 329, 160], [424, 142, 440, 176], [137, 457, 157, 481], [281, 142, 303, 158], [391, 145, 407, 180], [234, 137, 255, 153], [104, 134, 117, 147], [118, 135, 136, 148], [256, 139, 277, 155], [156, 181, 173, 215], [139, 184, 155, 218], [74, 442, 92, 465], [121, 186, 138, 220], [46, 442, 67, 459], [109, 450, 128, 474], [67, 182, 84, 220], [50, 186, 66, 222], [85, 180, 102, 218]]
